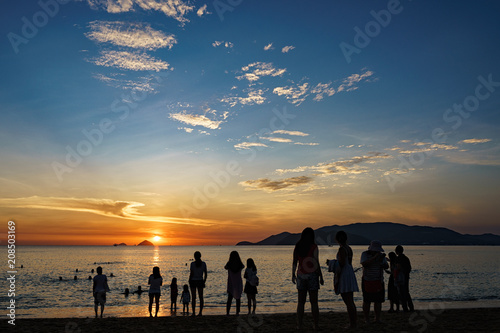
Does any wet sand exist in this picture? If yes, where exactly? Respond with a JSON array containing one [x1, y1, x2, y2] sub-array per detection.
[[4, 308, 500, 332]]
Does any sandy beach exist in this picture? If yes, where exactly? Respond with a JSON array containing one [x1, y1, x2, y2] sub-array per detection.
[[4, 308, 499, 332]]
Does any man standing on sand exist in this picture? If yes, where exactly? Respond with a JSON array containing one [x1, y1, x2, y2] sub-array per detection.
[[395, 245, 414, 312], [93, 266, 110, 318]]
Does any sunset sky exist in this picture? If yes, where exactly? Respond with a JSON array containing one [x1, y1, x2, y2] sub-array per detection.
[[1, 0, 500, 245]]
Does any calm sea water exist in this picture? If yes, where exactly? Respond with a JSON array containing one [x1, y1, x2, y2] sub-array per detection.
[[2, 245, 500, 318]]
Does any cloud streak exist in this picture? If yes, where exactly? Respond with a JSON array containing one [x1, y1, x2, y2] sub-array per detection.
[[237, 62, 286, 82], [239, 176, 313, 192], [91, 50, 171, 71], [86, 21, 177, 50], [169, 111, 224, 129]]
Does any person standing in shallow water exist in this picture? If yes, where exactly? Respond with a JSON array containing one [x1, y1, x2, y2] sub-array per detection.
[[189, 251, 207, 316], [292, 227, 324, 330], [93, 266, 110, 318], [395, 245, 414, 312], [225, 251, 244, 315], [148, 266, 163, 317]]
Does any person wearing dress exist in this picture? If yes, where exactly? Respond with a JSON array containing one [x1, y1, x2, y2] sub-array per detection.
[[334, 230, 359, 329], [225, 251, 244, 315], [243, 258, 258, 314]]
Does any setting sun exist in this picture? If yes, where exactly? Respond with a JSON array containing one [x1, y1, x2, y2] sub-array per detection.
[[153, 236, 161, 242]]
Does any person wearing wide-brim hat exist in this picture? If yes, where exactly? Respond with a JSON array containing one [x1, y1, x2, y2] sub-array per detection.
[[360, 240, 389, 324]]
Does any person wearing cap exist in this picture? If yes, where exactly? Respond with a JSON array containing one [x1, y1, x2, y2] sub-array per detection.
[[360, 240, 388, 324]]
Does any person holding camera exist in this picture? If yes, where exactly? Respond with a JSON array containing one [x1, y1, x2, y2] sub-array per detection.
[[360, 240, 388, 324]]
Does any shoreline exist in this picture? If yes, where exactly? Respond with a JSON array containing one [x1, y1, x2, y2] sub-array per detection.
[[4, 308, 500, 332]]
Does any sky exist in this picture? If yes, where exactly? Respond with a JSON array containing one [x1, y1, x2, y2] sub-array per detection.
[[1, 0, 500, 245]]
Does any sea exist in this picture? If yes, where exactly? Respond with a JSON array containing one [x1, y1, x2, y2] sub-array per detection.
[[2, 245, 500, 318]]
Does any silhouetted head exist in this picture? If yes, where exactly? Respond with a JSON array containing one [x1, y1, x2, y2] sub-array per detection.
[[183, 284, 189, 292], [368, 240, 384, 253], [335, 230, 348, 244], [124, 288, 130, 295], [395, 245, 404, 255], [96, 266, 103, 275], [194, 251, 202, 267], [171, 277, 177, 285], [74, 275, 77, 280], [152, 266, 161, 279], [388, 252, 397, 262], [247, 258, 256, 271], [226, 251, 244, 273], [295, 227, 316, 257], [88, 276, 92, 280]]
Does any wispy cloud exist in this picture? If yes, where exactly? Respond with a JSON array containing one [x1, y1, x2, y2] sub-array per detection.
[[220, 89, 267, 107], [239, 176, 313, 192], [276, 152, 391, 175], [237, 62, 286, 82], [311, 82, 336, 101], [336, 70, 375, 92], [273, 83, 309, 105], [272, 130, 309, 137], [0, 196, 210, 225], [197, 4, 210, 16], [86, 21, 176, 50], [212, 40, 234, 48], [459, 138, 492, 144], [294, 142, 319, 146], [86, 0, 194, 23], [93, 73, 157, 92], [264, 43, 273, 51], [169, 111, 223, 129], [260, 137, 293, 143], [91, 50, 171, 71], [281, 45, 295, 53], [234, 142, 269, 150]]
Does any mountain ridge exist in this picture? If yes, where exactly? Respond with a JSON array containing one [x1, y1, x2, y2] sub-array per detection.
[[236, 222, 500, 246]]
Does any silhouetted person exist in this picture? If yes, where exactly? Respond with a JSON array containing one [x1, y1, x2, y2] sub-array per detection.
[[133, 286, 144, 295], [93, 266, 110, 318], [189, 251, 207, 316], [332, 230, 359, 329], [123, 288, 130, 296], [395, 245, 414, 312], [243, 258, 258, 314], [181, 284, 190, 315], [170, 277, 178, 312], [292, 227, 324, 330], [361, 240, 388, 324], [88, 276, 92, 280], [59, 276, 62, 281], [74, 275, 77, 280], [386, 252, 400, 313], [225, 251, 244, 316], [148, 266, 163, 317]]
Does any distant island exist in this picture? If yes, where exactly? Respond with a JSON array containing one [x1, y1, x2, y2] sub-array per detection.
[[137, 240, 154, 246], [113, 243, 127, 246], [237, 222, 500, 246]]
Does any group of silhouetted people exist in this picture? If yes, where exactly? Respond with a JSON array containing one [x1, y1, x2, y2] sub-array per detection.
[[91, 250, 259, 318], [293, 227, 414, 330]]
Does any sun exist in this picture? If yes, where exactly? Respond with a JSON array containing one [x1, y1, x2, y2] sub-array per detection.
[[153, 236, 161, 242]]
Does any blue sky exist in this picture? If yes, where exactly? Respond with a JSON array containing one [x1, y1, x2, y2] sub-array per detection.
[[1, 0, 500, 244]]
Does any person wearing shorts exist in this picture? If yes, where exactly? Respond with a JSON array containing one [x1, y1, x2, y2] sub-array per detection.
[[292, 228, 324, 330], [93, 266, 109, 318]]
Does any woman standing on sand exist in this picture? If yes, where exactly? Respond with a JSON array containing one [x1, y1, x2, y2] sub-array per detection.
[[225, 251, 245, 316], [333, 230, 359, 329], [148, 266, 163, 317], [189, 251, 207, 316], [292, 227, 324, 330]]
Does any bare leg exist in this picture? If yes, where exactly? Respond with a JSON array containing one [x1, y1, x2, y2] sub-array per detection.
[[252, 294, 256, 314], [94, 303, 98, 318], [341, 292, 357, 328], [247, 294, 251, 314], [155, 294, 160, 317], [236, 298, 241, 315], [148, 295, 153, 317], [297, 290, 307, 329], [198, 287, 204, 315], [226, 293, 233, 315], [309, 290, 320, 330], [363, 301, 371, 323], [190, 287, 197, 316], [100, 304, 104, 318], [374, 302, 382, 322]]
